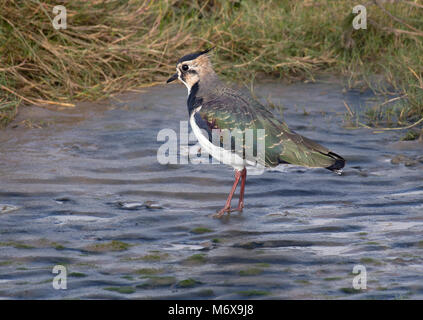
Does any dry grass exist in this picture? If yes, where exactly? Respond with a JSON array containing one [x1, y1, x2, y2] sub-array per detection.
[[0, 0, 422, 130]]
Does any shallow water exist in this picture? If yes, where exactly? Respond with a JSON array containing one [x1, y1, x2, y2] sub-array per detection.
[[0, 80, 422, 299]]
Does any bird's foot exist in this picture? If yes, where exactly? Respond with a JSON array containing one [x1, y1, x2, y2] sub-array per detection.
[[213, 206, 232, 218], [213, 205, 243, 218]]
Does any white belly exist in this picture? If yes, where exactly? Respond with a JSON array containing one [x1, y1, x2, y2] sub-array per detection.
[[190, 107, 247, 171]]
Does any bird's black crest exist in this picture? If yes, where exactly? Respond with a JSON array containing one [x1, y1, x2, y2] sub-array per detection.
[[177, 47, 214, 64]]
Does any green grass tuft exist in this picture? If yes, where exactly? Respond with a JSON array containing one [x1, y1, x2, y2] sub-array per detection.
[[177, 278, 201, 288], [191, 227, 213, 234], [69, 272, 87, 278], [237, 290, 270, 297], [137, 276, 177, 289], [239, 268, 264, 276], [183, 254, 207, 265], [0, 0, 422, 129], [140, 253, 169, 261], [104, 286, 135, 294], [197, 289, 214, 297], [340, 287, 363, 294], [85, 240, 131, 252], [360, 257, 383, 266]]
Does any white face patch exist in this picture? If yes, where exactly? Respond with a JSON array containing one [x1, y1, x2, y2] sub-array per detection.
[[177, 70, 190, 93], [176, 62, 199, 94]]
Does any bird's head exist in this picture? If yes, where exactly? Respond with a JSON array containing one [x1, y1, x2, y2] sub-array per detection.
[[166, 48, 216, 92]]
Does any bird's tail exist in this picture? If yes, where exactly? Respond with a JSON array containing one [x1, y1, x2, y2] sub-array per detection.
[[276, 134, 346, 174]]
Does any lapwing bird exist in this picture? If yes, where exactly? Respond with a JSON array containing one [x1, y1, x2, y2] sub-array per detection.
[[167, 48, 345, 218]]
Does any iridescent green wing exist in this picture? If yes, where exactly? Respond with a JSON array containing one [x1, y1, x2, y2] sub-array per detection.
[[197, 87, 289, 167], [198, 87, 341, 169]]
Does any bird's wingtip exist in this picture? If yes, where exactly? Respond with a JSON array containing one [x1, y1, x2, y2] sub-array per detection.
[[326, 152, 346, 174]]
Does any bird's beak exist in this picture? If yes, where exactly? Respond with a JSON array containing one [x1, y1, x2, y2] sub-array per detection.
[[166, 73, 178, 83]]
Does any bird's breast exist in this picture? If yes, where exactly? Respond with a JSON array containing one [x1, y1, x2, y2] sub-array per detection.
[[189, 107, 249, 170]]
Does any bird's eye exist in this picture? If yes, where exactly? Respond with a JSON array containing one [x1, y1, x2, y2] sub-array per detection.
[[182, 64, 189, 71]]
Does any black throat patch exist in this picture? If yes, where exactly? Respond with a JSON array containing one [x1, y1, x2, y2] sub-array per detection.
[[187, 82, 202, 116]]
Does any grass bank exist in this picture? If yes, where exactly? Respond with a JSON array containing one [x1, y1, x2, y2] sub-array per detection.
[[1, 0, 422, 134]]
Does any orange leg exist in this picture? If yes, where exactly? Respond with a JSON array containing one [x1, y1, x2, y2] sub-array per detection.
[[236, 168, 247, 211], [214, 169, 242, 218]]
